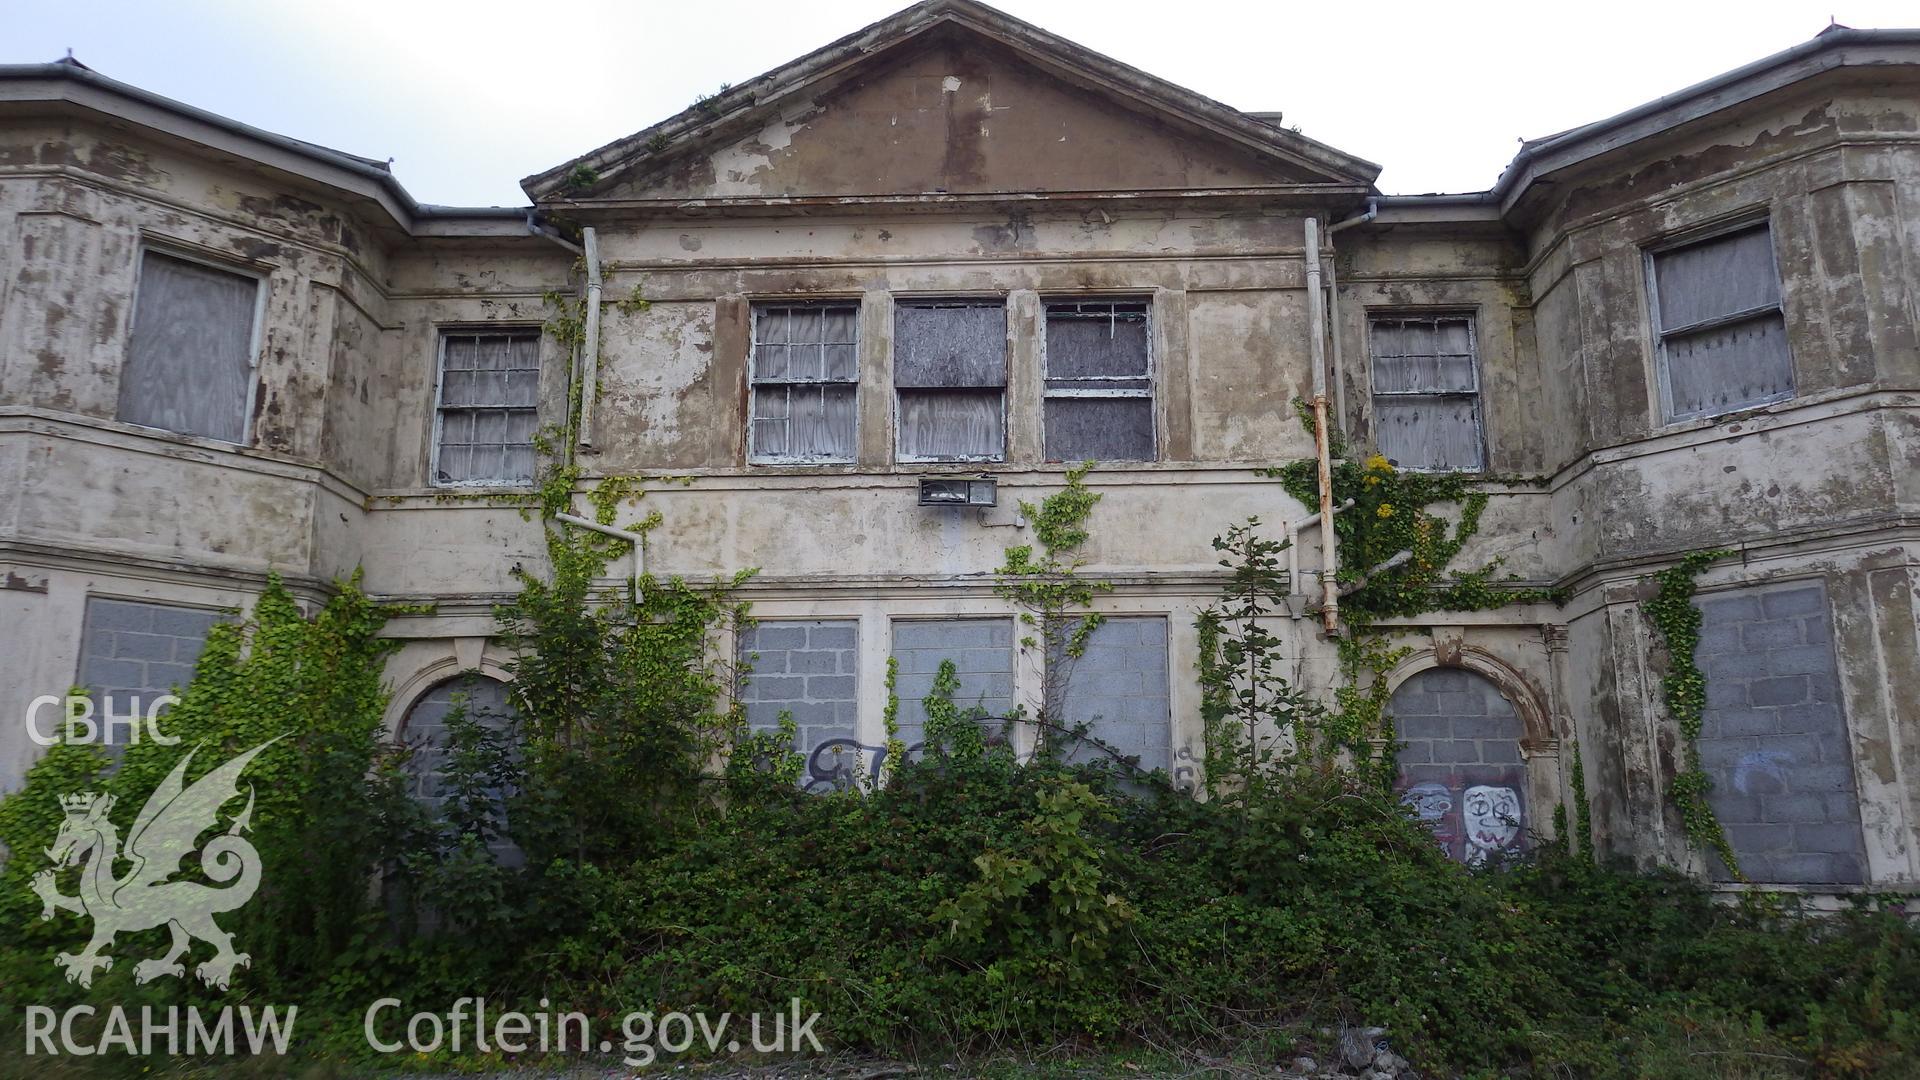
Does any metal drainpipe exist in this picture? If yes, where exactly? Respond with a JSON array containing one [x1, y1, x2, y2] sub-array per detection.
[[526, 211, 592, 448], [576, 227, 603, 451], [1324, 198, 1378, 451], [1303, 217, 1339, 635]]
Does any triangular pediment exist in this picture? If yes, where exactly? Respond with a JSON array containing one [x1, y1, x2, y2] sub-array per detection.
[[524, 1, 1378, 204]]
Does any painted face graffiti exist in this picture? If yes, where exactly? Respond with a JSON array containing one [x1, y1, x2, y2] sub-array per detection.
[[1400, 781, 1452, 823], [1462, 785, 1522, 865], [1400, 780, 1457, 857]]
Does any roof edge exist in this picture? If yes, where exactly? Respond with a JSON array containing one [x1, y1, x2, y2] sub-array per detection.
[[1490, 27, 1920, 211], [0, 62, 534, 236]]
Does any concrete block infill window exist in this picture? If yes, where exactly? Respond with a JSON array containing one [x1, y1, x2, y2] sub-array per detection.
[[889, 618, 1015, 747], [739, 619, 861, 791], [77, 597, 221, 749]]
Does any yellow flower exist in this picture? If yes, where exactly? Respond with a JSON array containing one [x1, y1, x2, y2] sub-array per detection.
[[1376, 504, 1395, 518], [1363, 474, 1381, 487], [1365, 453, 1394, 473]]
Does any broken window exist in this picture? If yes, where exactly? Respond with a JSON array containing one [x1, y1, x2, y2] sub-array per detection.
[[434, 329, 540, 486], [894, 300, 1006, 462], [750, 303, 859, 463], [1368, 314, 1484, 471], [119, 250, 259, 444], [1043, 300, 1154, 461], [1649, 223, 1794, 422]]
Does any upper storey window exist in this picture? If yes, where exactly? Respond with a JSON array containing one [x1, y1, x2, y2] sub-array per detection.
[[1043, 300, 1155, 462], [894, 300, 1006, 463], [1648, 223, 1793, 422], [750, 303, 859, 463], [433, 329, 540, 486], [119, 250, 260, 444], [1368, 314, 1485, 472]]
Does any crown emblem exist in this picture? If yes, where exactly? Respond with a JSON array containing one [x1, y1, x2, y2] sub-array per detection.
[[58, 792, 101, 813]]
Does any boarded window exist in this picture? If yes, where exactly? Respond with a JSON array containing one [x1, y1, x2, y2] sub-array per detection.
[[1043, 300, 1154, 461], [1369, 314, 1484, 471], [434, 330, 540, 486], [119, 250, 258, 443], [1650, 223, 1794, 421], [751, 303, 859, 462], [894, 301, 1006, 461]]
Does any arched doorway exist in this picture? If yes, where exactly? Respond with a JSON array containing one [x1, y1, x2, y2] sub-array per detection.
[[1389, 667, 1527, 865], [399, 673, 521, 866]]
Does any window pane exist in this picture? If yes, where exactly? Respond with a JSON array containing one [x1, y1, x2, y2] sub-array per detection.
[[895, 303, 1007, 388], [754, 304, 858, 387], [786, 385, 857, 460], [820, 307, 857, 348], [823, 343, 858, 382], [120, 251, 257, 443], [898, 388, 1004, 460], [757, 343, 792, 381], [758, 308, 791, 344], [1664, 312, 1794, 419], [1045, 397, 1154, 461], [751, 383, 854, 462], [1045, 302, 1150, 379], [1376, 396, 1483, 471], [1370, 316, 1474, 393], [1655, 226, 1781, 331]]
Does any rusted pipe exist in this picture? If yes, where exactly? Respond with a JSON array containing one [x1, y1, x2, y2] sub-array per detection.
[[1304, 218, 1339, 634]]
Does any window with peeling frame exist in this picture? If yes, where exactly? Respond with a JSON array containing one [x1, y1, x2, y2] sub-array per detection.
[[434, 330, 541, 486], [1043, 300, 1154, 461], [1368, 314, 1485, 472], [894, 300, 1007, 462], [119, 249, 260, 444], [1648, 222, 1794, 423], [750, 303, 859, 463]]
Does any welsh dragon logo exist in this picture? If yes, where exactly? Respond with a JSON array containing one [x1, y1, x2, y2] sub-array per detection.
[[30, 737, 279, 990]]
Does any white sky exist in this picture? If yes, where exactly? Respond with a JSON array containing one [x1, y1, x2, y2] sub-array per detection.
[[7, 0, 1915, 206]]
